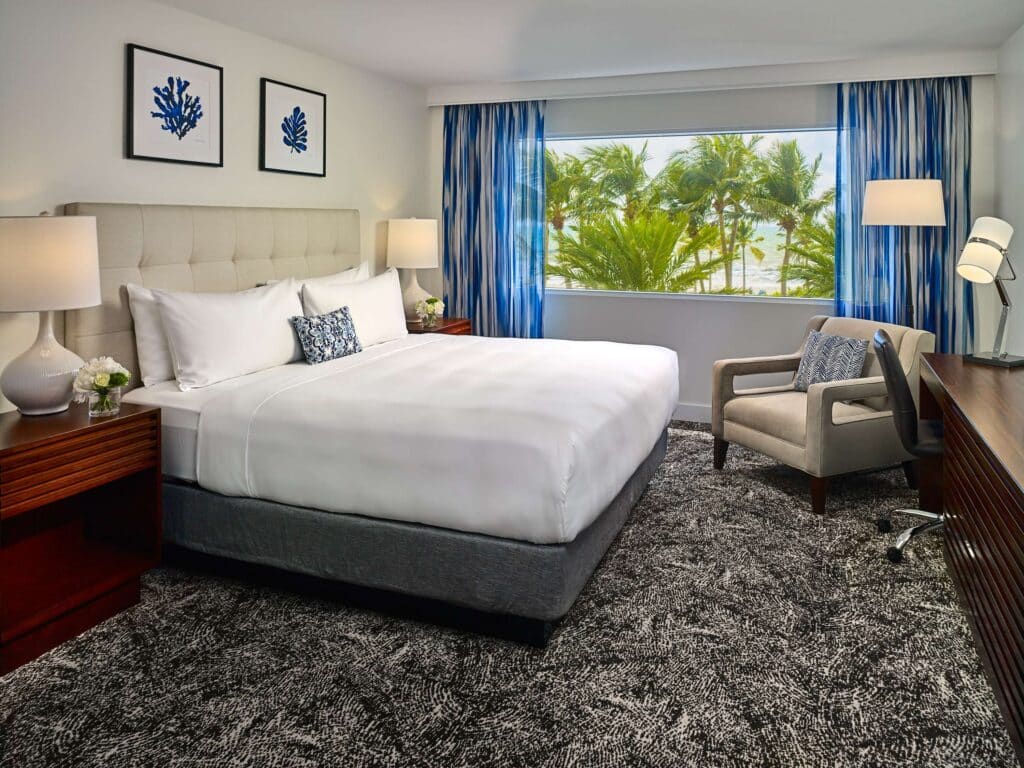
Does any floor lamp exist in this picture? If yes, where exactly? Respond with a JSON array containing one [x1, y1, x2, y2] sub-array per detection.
[[956, 216, 1023, 367], [862, 179, 947, 328]]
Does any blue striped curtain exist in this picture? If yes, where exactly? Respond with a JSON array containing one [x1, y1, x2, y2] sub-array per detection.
[[835, 77, 973, 353], [442, 101, 546, 338]]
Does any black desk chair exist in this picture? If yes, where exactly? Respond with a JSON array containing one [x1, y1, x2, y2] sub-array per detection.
[[873, 329, 945, 562]]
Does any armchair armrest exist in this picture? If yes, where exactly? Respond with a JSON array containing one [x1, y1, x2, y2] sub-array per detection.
[[714, 354, 801, 397], [804, 376, 904, 476], [806, 376, 889, 421], [712, 353, 801, 435]]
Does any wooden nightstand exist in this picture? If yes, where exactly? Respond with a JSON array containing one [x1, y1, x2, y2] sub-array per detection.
[[0, 403, 162, 674], [407, 317, 472, 335]]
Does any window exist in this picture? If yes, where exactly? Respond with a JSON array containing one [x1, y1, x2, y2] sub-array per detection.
[[545, 130, 836, 298]]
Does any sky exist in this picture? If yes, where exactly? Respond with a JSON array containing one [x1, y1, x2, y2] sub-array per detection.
[[548, 129, 837, 198]]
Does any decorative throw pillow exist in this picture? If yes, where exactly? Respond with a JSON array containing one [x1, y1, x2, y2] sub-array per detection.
[[793, 330, 869, 392], [291, 307, 362, 364]]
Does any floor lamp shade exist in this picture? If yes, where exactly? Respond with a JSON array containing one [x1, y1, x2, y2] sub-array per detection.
[[861, 179, 946, 226], [387, 218, 439, 319], [861, 179, 946, 329], [0, 216, 101, 414]]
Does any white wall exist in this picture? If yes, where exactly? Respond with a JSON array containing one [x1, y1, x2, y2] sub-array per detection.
[[971, 75, 1000, 351], [996, 24, 1024, 353], [0, 0, 431, 410], [545, 85, 837, 137], [545, 292, 831, 420]]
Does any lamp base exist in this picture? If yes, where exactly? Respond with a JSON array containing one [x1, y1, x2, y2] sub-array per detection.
[[963, 352, 1024, 369], [401, 270, 433, 321], [0, 311, 85, 415]]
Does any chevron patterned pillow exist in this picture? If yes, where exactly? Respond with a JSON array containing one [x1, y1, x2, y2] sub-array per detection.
[[793, 330, 869, 392]]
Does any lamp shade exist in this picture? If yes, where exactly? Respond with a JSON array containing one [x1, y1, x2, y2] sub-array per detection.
[[967, 215, 1013, 250], [386, 218, 438, 269], [0, 216, 101, 312], [862, 179, 946, 226], [956, 217, 1014, 284]]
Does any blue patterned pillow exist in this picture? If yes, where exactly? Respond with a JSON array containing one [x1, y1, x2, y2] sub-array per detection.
[[290, 307, 362, 364], [794, 330, 869, 392]]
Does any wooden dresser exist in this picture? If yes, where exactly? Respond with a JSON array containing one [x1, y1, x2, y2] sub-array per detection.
[[920, 354, 1024, 765], [0, 403, 162, 674]]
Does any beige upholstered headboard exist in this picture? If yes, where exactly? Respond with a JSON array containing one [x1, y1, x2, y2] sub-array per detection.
[[63, 203, 361, 391]]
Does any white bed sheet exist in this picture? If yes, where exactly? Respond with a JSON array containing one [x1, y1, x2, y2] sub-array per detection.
[[128, 335, 678, 545], [123, 364, 310, 482]]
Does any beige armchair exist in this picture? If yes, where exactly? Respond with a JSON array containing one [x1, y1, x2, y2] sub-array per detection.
[[711, 315, 936, 515]]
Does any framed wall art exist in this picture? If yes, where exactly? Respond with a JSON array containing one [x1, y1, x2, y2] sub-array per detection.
[[260, 78, 326, 177], [126, 44, 223, 167]]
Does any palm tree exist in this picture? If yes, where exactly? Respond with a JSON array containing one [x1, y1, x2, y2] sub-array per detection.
[[784, 211, 836, 297], [678, 134, 761, 291], [749, 140, 833, 296], [582, 142, 654, 222], [548, 211, 721, 293], [654, 154, 715, 291], [734, 219, 765, 294], [545, 150, 607, 232]]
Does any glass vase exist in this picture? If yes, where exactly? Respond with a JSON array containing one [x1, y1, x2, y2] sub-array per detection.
[[88, 386, 122, 418], [421, 314, 439, 328]]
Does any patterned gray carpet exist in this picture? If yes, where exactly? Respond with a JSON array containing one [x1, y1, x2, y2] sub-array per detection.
[[0, 425, 1016, 767]]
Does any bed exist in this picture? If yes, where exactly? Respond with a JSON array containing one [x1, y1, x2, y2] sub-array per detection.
[[63, 202, 677, 644]]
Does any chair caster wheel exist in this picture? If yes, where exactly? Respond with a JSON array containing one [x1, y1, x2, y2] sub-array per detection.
[[876, 518, 892, 533], [886, 547, 903, 563]]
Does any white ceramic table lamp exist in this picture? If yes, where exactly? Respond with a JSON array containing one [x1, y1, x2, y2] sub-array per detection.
[[956, 216, 1022, 368], [387, 218, 439, 320], [0, 216, 101, 414], [862, 179, 946, 328]]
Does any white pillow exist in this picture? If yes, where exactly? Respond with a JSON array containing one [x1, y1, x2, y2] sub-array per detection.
[[153, 280, 304, 390], [126, 283, 175, 387], [303, 262, 370, 289], [302, 268, 408, 349], [270, 262, 369, 288], [296, 262, 371, 314]]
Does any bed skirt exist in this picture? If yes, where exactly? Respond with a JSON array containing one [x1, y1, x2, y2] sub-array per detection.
[[162, 428, 667, 642]]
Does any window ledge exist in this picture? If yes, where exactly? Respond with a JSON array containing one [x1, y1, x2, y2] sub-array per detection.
[[545, 287, 834, 307]]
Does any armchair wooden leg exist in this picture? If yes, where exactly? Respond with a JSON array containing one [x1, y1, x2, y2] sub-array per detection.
[[902, 461, 919, 490], [713, 437, 728, 469], [810, 476, 828, 515]]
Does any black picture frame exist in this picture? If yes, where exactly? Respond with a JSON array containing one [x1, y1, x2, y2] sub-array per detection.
[[259, 77, 327, 177], [126, 43, 224, 167]]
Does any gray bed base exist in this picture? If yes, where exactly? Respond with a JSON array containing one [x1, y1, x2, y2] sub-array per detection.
[[162, 428, 667, 644]]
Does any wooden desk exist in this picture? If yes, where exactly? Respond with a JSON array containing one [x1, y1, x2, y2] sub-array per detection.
[[920, 353, 1024, 764]]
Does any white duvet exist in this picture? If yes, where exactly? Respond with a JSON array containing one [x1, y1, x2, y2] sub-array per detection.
[[196, 335, 678, 544]]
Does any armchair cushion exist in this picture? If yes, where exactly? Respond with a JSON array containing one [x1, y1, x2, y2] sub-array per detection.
[[793, 330, 869, 392], [723, 390, 878, 447]]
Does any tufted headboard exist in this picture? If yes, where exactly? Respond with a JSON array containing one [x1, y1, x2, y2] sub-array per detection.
[[63, 203, 361, 391]]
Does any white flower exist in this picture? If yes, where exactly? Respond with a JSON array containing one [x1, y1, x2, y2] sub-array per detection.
[[73, 356, 130, 396], [415, 296, 445, 321]]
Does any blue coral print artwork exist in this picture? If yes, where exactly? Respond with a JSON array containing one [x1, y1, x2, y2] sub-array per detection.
[[150, 76, 203, 140], [259, 78, 325, 176], [282, 106, 308, 154]]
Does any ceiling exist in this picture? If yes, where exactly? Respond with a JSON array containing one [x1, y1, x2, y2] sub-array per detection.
[[159, 0, 1024, 87]]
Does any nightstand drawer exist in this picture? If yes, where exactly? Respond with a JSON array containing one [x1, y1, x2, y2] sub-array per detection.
[[0, 411, 159, 520]]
